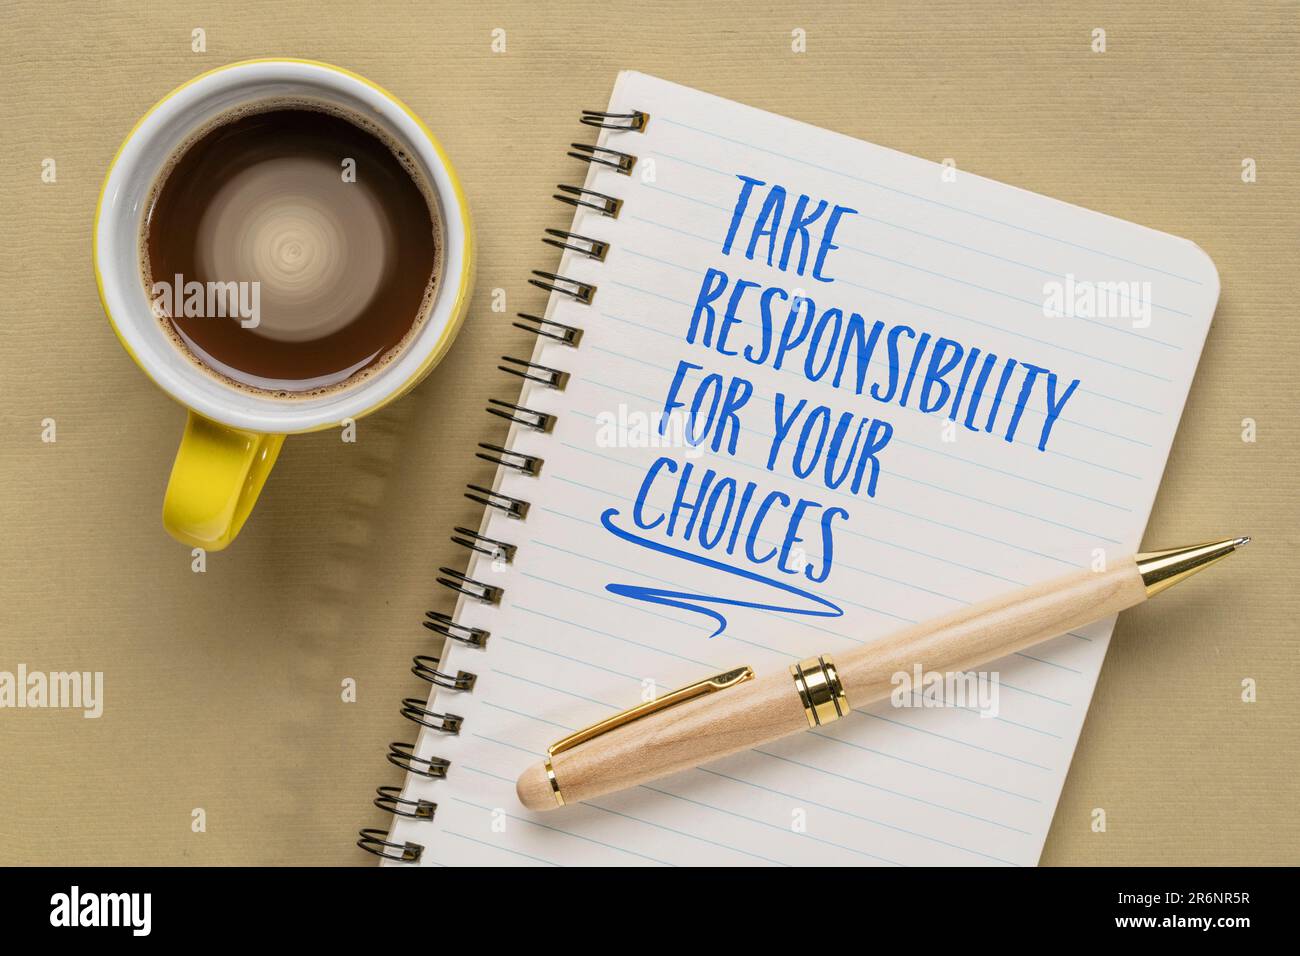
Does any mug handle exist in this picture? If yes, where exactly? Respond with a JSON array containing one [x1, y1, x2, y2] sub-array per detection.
[[162, 411, 285, 551]]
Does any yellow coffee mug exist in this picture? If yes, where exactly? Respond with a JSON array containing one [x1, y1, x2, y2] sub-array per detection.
[[94, 59, 473, 550]]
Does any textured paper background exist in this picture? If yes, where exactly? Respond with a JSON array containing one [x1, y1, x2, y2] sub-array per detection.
[[1, 0, 1296, 866]]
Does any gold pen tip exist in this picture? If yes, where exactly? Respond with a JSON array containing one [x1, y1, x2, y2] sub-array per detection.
[[1137, 536, 1250, 597]]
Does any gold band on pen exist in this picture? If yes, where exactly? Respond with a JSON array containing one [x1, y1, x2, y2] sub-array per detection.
[[790, 655, 848, 727], [543, 756, 565, 807]]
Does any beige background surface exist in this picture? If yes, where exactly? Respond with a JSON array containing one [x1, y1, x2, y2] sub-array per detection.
[[1, 1, 1296, 866]]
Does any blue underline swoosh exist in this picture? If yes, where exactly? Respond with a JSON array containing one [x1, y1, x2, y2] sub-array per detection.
[[599, 508, 844, 637]]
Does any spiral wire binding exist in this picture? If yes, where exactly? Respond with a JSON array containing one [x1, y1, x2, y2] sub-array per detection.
[[399, 699, 464, 734], [553, 184, 623, 217], [464, 485, 530, 521], [412, 654, 482, 689], [485, 398, 556, 432], [529, 270, 596, 304], [358, 103, 648, 862], [374, 786, 437, 820], [541, 231, 608, 263], [497, 356, 571, 389], [422, 610, 489, 648], [567, 142, 636, 174], [451, 526, 519, 561], [580, 109, 649, 131], [475, 442, 544, 476]]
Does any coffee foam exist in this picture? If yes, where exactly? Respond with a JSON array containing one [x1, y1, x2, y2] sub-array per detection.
[[139, 96, 444, 401]]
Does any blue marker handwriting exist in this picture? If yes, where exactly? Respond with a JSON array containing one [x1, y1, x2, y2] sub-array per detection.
[[599, 175, 1084, 635], [601, 506, 845, 638]]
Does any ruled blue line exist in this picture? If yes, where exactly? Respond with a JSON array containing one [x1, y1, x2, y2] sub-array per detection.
[[894, 689, 1064, 737], [985, 713, 1062, 739], [526, 538, 842, 646], [448, 792, 675, 866], [826, 555, 966, 604], [834, 273, 1173, 385], [457, 749, 790, 868], [855, 711, 1055, 771], [880, 467, 1122, 542], [748, 751, 1031, 836], [1014, 651, 1083, 675], [441, 829, 561, 866], [806, 729, 1041, 802], [609, 278, 694, 308], [481, 699, 573, 731], [517, 569, 711, 633], [996, 681, 1072, 706], [529, 539, 686, 591], [582, 800, 792, 866], [498, 634, 661, 685], [654, 115, 1206, 285], [512, 601, 715, 668], [748, 749, 1029, 832], [470, 732, 550, 756], [697, 768, 1017, 865], [640, 783, 906, 866], [488, 668, 619, 709]]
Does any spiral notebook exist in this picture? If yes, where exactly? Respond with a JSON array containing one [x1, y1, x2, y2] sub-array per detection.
[[359, 71, 1219, 866]]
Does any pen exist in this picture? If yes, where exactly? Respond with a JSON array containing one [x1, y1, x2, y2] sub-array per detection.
[[516, 537, 1249, 811]]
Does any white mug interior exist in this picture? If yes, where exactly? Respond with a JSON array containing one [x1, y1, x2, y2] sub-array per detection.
[[95, 59, 470, 433]]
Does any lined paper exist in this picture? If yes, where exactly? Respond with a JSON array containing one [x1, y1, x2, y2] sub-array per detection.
[[385, 72, 1218, 866]]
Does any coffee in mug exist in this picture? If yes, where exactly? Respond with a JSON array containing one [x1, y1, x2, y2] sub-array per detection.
[[96, 60, 472, 551], [141, 99, 442, 398]]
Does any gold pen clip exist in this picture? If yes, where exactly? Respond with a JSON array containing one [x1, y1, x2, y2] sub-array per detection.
[[542, 665, 754, 807]]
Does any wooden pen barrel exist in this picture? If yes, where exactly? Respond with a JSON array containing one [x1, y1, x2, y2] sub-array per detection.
[[517, 665, 809, 810], [517, 560, 1148, 811], [836, 558, 1146, 699]]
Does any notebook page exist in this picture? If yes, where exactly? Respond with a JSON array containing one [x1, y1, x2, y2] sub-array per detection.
[[385, 71, 1219, 866]]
